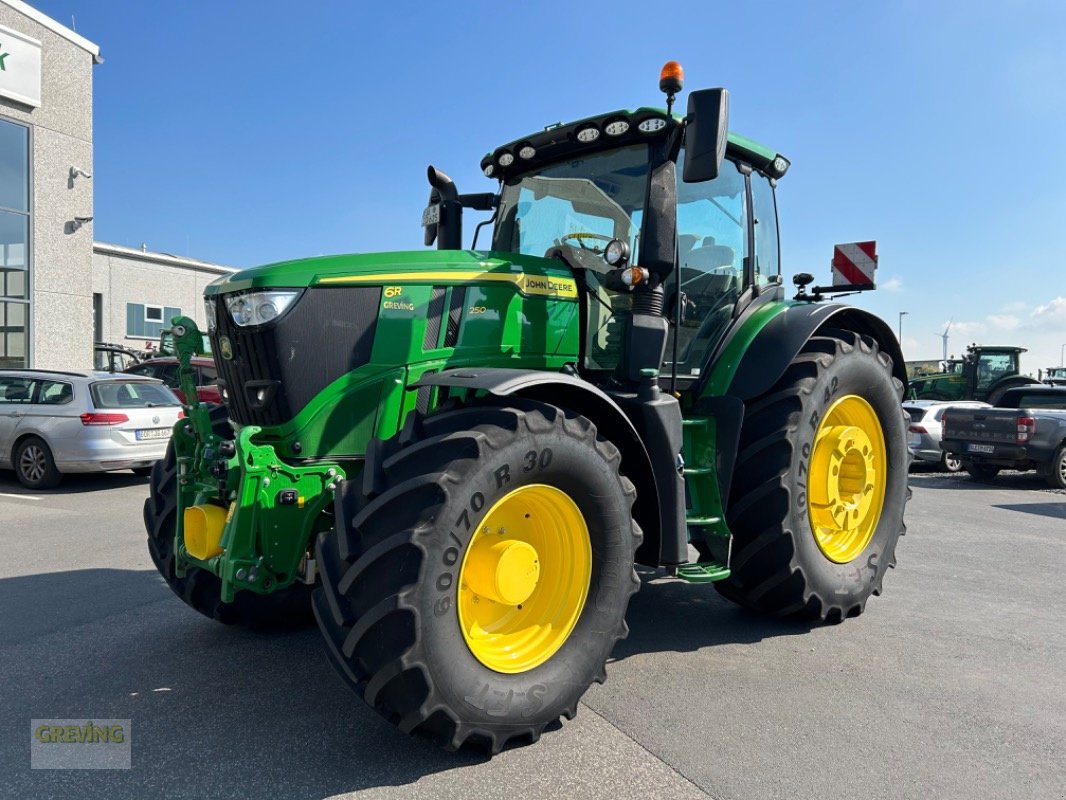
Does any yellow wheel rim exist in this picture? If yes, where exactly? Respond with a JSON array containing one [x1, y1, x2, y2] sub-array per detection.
[[457, 484, 591, 673], [807, 395, 887, 563]]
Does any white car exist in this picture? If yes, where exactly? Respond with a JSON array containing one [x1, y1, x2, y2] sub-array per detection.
[[903, 400, 991, 472], [0, 369, 184, 489]]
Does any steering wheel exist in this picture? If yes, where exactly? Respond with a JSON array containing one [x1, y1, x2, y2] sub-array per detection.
[[558, 232, 614, 253]]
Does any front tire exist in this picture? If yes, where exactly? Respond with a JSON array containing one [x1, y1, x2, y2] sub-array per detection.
[[718, 330, 909, 622], [142, 406, 313, 628], [313, 400, 641, 752]]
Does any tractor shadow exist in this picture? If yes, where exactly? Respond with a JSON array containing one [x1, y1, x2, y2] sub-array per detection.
[[610, 567, 816, 662], [0, 469, 147, 495], [907, 470, 1059, 493], [1, 566, 816, 798], [0, 569, 481, 800]]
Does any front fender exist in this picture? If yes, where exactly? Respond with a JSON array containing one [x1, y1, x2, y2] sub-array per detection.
[[416, 368, 664, 565]]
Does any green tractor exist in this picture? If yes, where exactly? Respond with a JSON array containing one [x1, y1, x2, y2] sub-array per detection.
[[145, 64, 909, 752], [906, 344, 1038, 404], [1044, 366, 1066, 385]]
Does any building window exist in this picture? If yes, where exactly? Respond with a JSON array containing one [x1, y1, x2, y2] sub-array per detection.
[[127, 303, 181, 338], [0, 117, 30, 368], [92, 293, 103, 342]]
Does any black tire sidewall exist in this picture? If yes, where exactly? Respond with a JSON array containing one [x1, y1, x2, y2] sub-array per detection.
[[1048, 446, 1066, 490], [413, 425, 634, 726], [785, 346, 907, 608]]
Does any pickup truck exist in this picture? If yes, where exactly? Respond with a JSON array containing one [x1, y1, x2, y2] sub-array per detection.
[[940, 386, 1066, 488]]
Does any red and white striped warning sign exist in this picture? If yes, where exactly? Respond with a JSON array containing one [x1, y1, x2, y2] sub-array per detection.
[[831, 241, 877, 287]]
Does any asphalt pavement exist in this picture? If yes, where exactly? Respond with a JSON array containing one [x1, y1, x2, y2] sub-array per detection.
[[0, 467, 1063, 800]]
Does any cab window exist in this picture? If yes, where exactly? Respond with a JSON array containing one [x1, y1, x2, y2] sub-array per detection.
[[975, 352, 1018, 390], [751, 173, 780, 284], [665, 154, 750, 377]]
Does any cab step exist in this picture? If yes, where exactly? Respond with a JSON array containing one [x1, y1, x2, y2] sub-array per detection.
[[686, 515, 721, 526], [675, 561, 731, 584]]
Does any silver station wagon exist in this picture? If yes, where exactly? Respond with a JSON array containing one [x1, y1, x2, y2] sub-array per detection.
[[0, 370, 185, 489]]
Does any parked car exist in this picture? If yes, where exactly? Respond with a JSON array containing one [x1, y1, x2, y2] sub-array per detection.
[[903, 400, 991, 472], [941, 385, 1066, 487], [123, 356, 221, 405], [0, 369, 184, 489]]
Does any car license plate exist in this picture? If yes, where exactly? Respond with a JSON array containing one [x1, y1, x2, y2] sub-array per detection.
[[966, 443, 995, 454], [908, 434, 921, 445], [136, 428, 171, 441]]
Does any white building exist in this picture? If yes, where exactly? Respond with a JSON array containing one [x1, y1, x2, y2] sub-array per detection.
[[0, 1, 235, 369]]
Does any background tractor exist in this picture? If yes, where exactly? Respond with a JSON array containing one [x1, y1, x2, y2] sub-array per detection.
[[906, 344, 1038, 404], [146, 63, 909, 753]]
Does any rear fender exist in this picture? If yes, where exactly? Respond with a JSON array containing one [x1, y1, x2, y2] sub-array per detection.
[[726, 304, 907, 401], [706, 304, 906, 510], [416, 368, 663, 566]]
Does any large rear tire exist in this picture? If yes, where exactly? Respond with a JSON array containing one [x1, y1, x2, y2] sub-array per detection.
[[313, 400, 641, 752], [717, 330, 909, 622], [143, 405, 313, 628]]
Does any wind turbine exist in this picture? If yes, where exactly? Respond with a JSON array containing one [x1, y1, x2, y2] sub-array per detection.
[[936, 319, 953, 362]]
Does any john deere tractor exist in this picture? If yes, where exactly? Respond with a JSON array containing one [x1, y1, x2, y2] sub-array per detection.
[[906, 344, 1038, 404], [145, 63, 909, 752]]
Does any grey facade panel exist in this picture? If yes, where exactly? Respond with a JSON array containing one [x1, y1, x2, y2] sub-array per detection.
[[0, 1, 96, 370], [0, 2, 94, 142], [91, 247, 235, 350]]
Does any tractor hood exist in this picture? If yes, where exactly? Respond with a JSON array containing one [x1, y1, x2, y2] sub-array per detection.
[[205, 250, 578, 299]]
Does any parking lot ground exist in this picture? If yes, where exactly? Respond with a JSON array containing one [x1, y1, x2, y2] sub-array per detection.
[[0, 468, 1063, 800]]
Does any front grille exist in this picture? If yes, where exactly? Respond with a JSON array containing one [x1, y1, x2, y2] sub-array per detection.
[[212, 287, 381, 426]]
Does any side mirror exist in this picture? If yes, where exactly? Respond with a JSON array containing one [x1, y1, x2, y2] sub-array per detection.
[[682, 88, 729, 183]]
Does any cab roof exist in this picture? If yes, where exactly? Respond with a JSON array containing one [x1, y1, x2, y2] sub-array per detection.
[[482, 106, 788, 182]]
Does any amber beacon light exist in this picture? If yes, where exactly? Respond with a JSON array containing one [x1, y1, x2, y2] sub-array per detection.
[[659, 60, 684, 113]]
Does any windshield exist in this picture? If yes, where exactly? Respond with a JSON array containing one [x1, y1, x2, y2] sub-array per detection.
[[493, 145, 648, 260], [974, 352, 1019, 390]]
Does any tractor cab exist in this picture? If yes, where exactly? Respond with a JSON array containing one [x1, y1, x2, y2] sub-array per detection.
[[909, 344, 1035, 403], [427, 63, 789, 393]]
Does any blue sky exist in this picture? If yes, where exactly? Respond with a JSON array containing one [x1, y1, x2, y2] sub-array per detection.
[[34, 0, 1066, 372]]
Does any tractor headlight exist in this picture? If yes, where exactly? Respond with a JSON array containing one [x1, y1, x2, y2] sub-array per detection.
[[576, 126, 600, 143], [203, 297, 217, 332], [224, 290, 301, 327]]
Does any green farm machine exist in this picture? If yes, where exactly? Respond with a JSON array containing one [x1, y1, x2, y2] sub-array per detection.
[[906, 344, 1038, 404], [146, 63, 909, 752]]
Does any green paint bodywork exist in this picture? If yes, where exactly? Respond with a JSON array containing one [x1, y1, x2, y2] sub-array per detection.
[[169, 270, 792, 594], [172, 250, 588, 594]]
